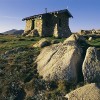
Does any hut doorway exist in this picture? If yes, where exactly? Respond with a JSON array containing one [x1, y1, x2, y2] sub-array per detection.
[[31, 20, 35, 29]]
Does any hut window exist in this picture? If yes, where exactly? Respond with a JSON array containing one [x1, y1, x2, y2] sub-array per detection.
[[59, 18, 61, 27]]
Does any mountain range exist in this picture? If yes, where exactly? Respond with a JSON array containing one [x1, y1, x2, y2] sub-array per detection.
[[1, 29, 24, 35]]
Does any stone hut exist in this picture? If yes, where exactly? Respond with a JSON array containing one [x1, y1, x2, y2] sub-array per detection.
[[22, 9, 73, 38]]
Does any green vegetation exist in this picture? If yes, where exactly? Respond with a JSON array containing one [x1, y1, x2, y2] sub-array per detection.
[[1, 35, 99, 52], [87, 38, 100, 47], [0, 35, 100, 100], [0, 35, 65, 53]]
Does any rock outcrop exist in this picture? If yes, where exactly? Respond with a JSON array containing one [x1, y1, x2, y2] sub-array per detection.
[[82, 47, 100, 83], [22, 29, 39, 37], [33, 38, 51, 48], [22, 30, 31, 36], [36, 34, 83, 83], [88, 37, 92, 41], [65, 83, 100, 100]]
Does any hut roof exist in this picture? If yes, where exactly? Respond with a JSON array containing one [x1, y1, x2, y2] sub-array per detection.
[[22, 9, 73, 21]]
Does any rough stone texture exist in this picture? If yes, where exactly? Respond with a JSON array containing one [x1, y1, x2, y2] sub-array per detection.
[[82, 47, 100, 83], [42, 13, 72, 38], [63, 34, 79, 44], [33, 38, 51, 48], [30, 29, 39, 37], [25, 29, 39, 37], [78, 30, 91, 35], [34, 18, 43, 36], [22, 30, 31, 36], [24, 20, 33, 32], [23, 13, 72, 38], [78, 29, 100, 35], [36, 35, 82, 83], [24, 18, 43, 36], [96, 30, 100, 34], [65, 83, 100, 100], [92, 29, 96, 34], [63, 34, 86, 45]]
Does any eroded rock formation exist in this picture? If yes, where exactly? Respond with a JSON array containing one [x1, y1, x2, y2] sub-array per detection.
[[82, 47, 100, 83], [36, 34, 83, 84]]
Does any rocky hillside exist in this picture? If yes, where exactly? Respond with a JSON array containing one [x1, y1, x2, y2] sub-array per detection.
[[0, 34, 100, 100]]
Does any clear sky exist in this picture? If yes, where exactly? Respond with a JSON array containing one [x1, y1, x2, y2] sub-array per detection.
[[0, 0, 100, 32]]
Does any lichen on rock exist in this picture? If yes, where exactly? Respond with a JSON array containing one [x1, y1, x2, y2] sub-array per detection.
[[82, 47, 100, 83], [36, 34, 83, 84]]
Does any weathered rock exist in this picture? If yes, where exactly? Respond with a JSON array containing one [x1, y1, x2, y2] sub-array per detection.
[[26, 29, 39, 37], [63, 34, 79, 44], [78, 30, 92, 35], [92, 29, 96, 34], [22, 30, 31, 36], [51, 40, 59, 44], [65, 83, 100, 100], [63, 34, 85, 44], [22, 29, 39, 37], [88, 37, 92, 41], [33, 38, 51, 48], [30, 29, 39, 37], [96, 30, 100, 34], [82, 47, 100, 83], [36, 35, 83, 83]]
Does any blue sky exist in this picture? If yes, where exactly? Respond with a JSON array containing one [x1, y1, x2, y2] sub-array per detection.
[[0, 0, 100, 32]]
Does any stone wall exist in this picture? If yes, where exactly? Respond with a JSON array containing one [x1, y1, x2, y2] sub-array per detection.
[[24, 18, 43, 36], [24, 20, 32, 32], [34, 18, 43, 36], [42, 14, 54, 37], [24, 13, 72, 38], [42, 13, 72, 38], [54, 13, 71, 38]]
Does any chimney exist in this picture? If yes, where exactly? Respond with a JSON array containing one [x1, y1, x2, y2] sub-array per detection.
[[45, 8, 47, 13]]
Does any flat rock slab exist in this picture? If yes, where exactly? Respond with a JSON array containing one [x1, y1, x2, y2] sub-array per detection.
[[65, 83, 100, 100]]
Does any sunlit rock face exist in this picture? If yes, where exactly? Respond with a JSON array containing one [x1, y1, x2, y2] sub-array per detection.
[[36, 34, 83, 84], [65, 83, 100, 100], [82, 47, 100, 83]]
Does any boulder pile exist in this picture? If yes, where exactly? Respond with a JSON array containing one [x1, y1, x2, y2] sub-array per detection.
[[34, 34, 100, 99]]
